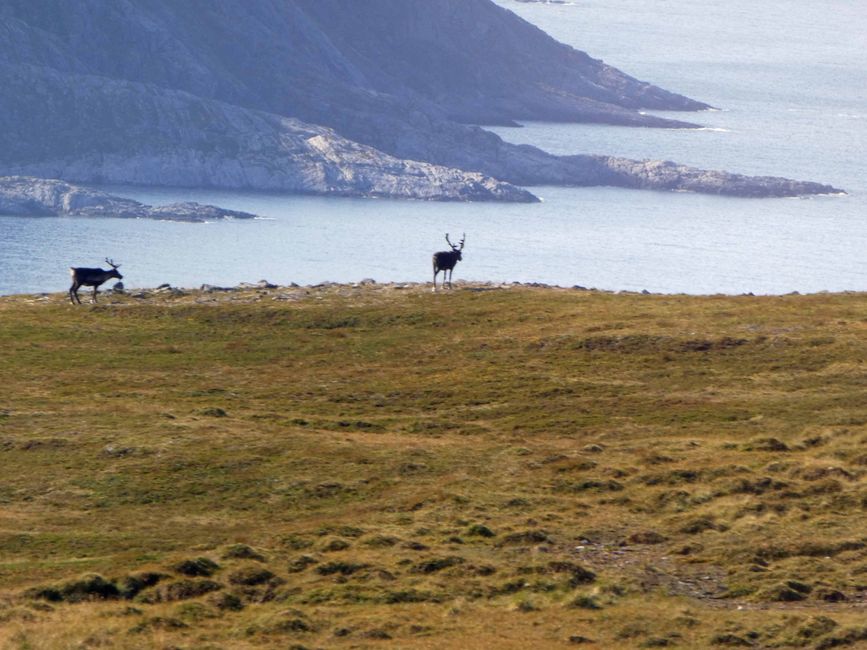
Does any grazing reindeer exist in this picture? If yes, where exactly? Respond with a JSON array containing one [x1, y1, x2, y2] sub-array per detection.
[[69, 258, 123, 304], [432, 233, 465, 290]]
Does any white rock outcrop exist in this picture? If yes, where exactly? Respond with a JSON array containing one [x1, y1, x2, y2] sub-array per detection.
[[0, 176, 259, 222]]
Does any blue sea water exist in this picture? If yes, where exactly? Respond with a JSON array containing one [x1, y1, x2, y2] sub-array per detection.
[[1, 0, 865, 296]]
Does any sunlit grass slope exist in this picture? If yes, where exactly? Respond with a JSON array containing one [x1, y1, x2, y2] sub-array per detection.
[[0, 284, 865, 649]]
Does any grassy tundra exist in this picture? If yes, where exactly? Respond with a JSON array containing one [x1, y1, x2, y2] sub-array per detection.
[[0, 283, 865, 649]]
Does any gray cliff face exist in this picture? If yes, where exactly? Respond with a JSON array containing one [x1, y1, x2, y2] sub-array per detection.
[[0, 176, 258, 222], [0, 0, 844, 200]]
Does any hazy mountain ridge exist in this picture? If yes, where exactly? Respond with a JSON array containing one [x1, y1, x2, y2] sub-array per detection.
[[0, 0, 842, 200]]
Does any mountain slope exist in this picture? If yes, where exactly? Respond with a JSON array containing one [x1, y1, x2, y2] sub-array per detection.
[[0, 63, 534, 202], [0, 0, 705, 127], [0, 0, 843, 199], [292, 0, 710, 125]]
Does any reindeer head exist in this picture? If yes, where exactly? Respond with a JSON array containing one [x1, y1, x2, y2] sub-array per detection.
[[445, 233, 465, 261], [105, 258, 123, 280]]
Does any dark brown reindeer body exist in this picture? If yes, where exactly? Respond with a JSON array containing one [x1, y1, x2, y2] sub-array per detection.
[[432, 233, 465, 290], [69, 258, 122, 304]]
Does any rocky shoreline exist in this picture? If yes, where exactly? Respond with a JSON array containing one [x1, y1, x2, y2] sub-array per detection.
[[3, 279, 859, 306]]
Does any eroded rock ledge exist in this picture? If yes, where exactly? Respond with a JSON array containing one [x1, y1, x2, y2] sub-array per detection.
[[0, 177, 259, 222]]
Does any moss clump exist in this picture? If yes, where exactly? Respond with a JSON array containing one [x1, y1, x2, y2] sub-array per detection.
[[568, 635, 595, 644], [198, 407, 228, 417], [118, 572, 167, 599], [743, 437, 789, 452], [382, 589, 440, 604], [315, 561, 369, 576], [228, 567, 276, 586], [362, 535, 400, 547], [174, 601, 218, 622], [209, 592, 245, 611], [139, 579, 223, 603], [288, 555, 319, 573], [411, 556, 465, 574], [815, 627, 867, 650], [679, 517, 722, 535], [709, 633, 753, 646], [628, 531, 667, 545], [222, 544, 266, 562], [129, 616, 189, 633], [547, 562, 596, 586], [789, 616, 839, 644], [172, 557, 220, 577], [498, 530, 551, 546], [570, 595, 602, 610], [642, 635, 682, 648], [467, 524, 496, 538], [26, 574, 120, 603], [759, 581, 812, 602], [321, 538, 351, 552]]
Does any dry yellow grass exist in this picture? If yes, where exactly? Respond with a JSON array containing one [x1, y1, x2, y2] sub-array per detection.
[[0, 282, 865, 648]]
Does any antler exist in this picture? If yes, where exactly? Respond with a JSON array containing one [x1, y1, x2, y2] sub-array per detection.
[[444, 233, 466, 251], [105, 258, 120, 269], [446, 233, 465, 251]]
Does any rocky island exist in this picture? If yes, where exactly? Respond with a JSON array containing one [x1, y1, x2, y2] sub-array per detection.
[[0, 0, 844, 201], [0, 177, 259, 222]]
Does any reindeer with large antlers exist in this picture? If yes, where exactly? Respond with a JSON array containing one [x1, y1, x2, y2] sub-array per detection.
[[432, 233, 465, 291], [69, 258, 123, 304]]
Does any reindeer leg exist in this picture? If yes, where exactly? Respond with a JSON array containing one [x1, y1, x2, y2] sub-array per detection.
[[92, 285, 99, 304], [69, 284, 78, 305]]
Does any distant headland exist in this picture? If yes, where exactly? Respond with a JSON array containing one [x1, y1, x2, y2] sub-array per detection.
[[0, 0, 843, 202]]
